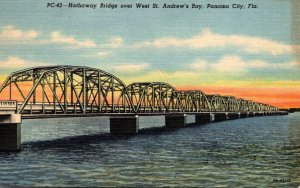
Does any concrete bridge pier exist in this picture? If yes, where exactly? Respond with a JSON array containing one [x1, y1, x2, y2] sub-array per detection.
[[248, 112, 255, 117], [240, 112, 248, 118], [110, 115, 139, 134], [165, 114, 186, 128], [186, 114, 196, 125], [279, 111, 287, 116], [214, 113, 228, 122], [0, 114, 21, 151], [228, 112, 240, 120], [195, 113, 214, 124]]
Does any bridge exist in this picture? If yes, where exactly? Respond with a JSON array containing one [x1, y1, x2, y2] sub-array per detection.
[[0, 66, 288, 151]]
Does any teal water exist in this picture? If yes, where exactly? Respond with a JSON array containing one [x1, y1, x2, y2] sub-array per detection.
[[0, 113, 299, 187]]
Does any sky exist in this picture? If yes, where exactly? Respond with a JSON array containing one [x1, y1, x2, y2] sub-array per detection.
[[0, 0, 300, 108]]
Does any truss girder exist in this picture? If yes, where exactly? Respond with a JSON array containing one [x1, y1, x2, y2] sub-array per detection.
[[179, 90, 211, 112], [0, 66, 279, 115], [207, 95, 227, 112], [126, 82, 182, 113], [223, 96, 239, 112], [0, 66, 134, 114]]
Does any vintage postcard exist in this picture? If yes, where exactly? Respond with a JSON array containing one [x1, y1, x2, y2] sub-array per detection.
[[0, 0, 299, 187]]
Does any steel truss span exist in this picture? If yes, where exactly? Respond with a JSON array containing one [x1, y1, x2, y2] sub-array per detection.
[[126, 82, 182, 113], [0, 66, 279, 115], [0, 66, 134, 114], [179, 90, 211, 112]]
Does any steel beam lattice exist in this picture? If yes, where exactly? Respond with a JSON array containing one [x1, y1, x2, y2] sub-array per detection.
[[0, 66, 279, 115]]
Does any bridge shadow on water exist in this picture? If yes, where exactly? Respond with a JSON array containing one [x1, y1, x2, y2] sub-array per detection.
[[19, 126, 187, 152], [20, 123, 212, 152]]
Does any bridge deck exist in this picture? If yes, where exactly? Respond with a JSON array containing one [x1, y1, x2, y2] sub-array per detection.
[[21, 111, 287, 119]]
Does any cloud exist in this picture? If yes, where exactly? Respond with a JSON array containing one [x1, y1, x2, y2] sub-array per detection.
[[48, 33, 124, 50], [49, 31, 96, 48], [189, 56, 299, 73], [215, 56, 298, 72], [94, 51, 112, 58], [0, 56, 48, 69], [103, 37, 123, 48], [189, 60, 209, 70], [270, 61, 299, 69], [111, 63, 149, 73], [0, 25, 39, 42], [0, 26, 96, 49], [211, 56, 248, 72], [0, 25, 125, 53], [121, 69, 202, 85], [133, 28, 299, 55]]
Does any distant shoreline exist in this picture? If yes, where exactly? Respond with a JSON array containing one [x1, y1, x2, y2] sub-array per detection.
[[288, 108, 300, 113]]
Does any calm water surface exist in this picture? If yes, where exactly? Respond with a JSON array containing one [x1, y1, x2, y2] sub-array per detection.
[[0, 113, 299, 187]]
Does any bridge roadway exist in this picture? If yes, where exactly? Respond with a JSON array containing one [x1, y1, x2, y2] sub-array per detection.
[[21, 111, 286, 119], [0, 66, 288, 151], [0, 104, 288, 152]]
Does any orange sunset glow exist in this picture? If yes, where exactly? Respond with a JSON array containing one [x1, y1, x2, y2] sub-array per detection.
[[1, 79, 299, 109], [177, 85, 300, 109]]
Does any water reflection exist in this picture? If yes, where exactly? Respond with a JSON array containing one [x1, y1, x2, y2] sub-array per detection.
[[287, 113, 300, 187], [0, 114, 299, 187]]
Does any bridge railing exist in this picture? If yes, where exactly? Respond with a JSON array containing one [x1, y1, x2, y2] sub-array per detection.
[[0, 100, 17, 114]]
